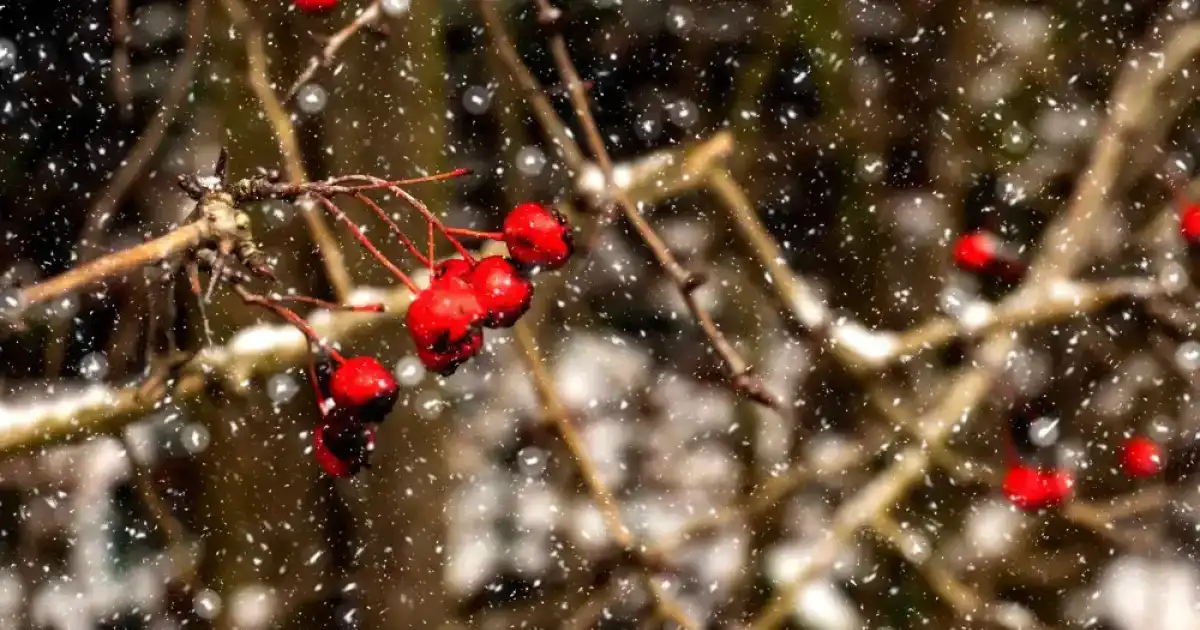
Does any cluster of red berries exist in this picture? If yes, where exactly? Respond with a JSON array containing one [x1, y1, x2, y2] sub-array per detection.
[[307, 353, 400, 477], [405, 202, 573, 375], [1000, 434, 1164, 512]]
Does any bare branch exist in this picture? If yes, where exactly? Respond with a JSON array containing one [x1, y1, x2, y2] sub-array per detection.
[[219, 0, 355, 301], [285, 1, 383, 100], [81, 0, 209, 252]]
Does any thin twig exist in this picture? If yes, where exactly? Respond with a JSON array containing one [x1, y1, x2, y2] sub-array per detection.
[[109, 0, 133, 120], [476, 0, 585, 170], [745, 18, 1200, 630], [513, 322, 698, 630], [480, 0, 779, 410], [219, 0, 354, 301], [80, 0, 209, 253], [285, 0, 383, 100]]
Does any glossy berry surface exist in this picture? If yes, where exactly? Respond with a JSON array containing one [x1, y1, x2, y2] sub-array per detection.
[[294, 0, 339, 13], [468, 256, 533, 328], [1003, 465, 1073, 512], [312, 416, 375, 478], [503, 202, 573, 270], [417, 329, 483, 376], [433, 257, 473, 284], [1181, 203, 1200, 245], [953, 231, 1000, 274], [1120, 436, 1163, 479], [406, 277, 486, 351], [329, 356, 399, 422]]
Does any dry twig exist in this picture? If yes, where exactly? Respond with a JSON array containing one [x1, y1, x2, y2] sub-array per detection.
[[285, 1, 383, 100], [219, 0, 354, 301]]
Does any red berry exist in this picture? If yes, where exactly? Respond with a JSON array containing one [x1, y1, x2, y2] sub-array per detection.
[[406, 277, 486, 352], [312, 416, 375, 478], [503, 202, 573, 270], [1121, 436, 1163, 478], [1040, 469, 1075, 506], [434, 257, 473, 284], [294, 0, 339, 13], [329, 356, 399, 423], [1003, 465, 1073, 512], [467, 256, 533, 328], [953, 231, 1000, 274], [1181, 203, 1200, 245], [416, 329, 483, 376]]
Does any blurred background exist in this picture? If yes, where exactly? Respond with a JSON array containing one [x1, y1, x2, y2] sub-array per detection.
[[2, 0, 1200, 628]]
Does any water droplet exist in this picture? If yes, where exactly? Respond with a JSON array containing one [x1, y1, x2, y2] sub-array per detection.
[[1028, 416, 1060, 448], [296, 83, 328, 115], [515, 145, 546, 176], [0, 39, 15, 71], [396, 356, 425, 387], [381, 0, 411, 17], [667, 98, 698, 129], [181, 423, 211, 455], [193, 589, 222, 620], [1177, 341, 1200, 372], [267, 373, 300, 404], [665, 6, 693, 34], [462, 85, 492, 115], [517, 446, 548, 476], [78, 353, 109, 381], [415, 391, 444, 420]]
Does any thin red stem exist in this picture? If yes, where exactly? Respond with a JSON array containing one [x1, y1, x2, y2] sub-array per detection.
[[273, 293, 386, 313], [443, 227, 504, 241], [312, 195, 419, 292], [374, 180, 477, 263], [352, 192, 431, 267], [236, 286, 346, 363]]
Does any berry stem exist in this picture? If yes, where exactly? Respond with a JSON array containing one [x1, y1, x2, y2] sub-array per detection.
[[359, 177, 478, 263], [235, 285, 345, 363], [442, 227, 504, 241], [352, 193, 432, 267], [312, 195, 419, 292], [272, 293, 385, 313]]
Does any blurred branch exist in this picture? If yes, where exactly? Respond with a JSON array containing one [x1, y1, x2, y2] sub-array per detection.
[[513, 323, 697, 630], [871, 515, 1050, 630], [80, 0, 210, 254], [707, 167, 1169, 371], [219, 0, 354, 301], [746, 16, 1200, 630], [480, 0, 780, 411], [285, 0, 382, 100], [109, 0, 133, 119]]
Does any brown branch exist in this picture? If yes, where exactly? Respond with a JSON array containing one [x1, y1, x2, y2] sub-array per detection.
[[219, 0, 354, 302], [80, 0, 209, 254], [746, 18, 1200, 630], [476, 0, 585, 170], [285, 0, 383, 100], [871, 515, 1051, 630], [480, 0, 779, 411], [513, 322, 698, 630], [109, 0, 134, 120], [16, 221, 208, 313]]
